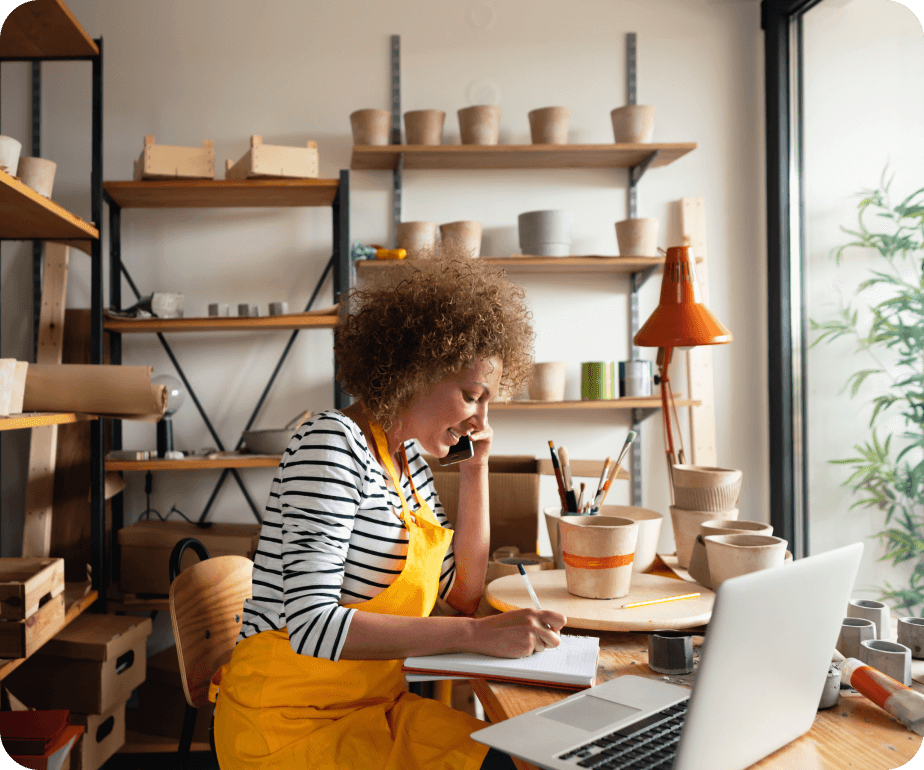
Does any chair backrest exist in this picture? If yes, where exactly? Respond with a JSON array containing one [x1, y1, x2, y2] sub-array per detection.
[[169, 553, 253, 709]]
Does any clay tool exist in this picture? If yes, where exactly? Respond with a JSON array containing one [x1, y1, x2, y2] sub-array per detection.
[[834, 650, 924, 735], [558, 446, 579, 513], [548, 441, 568, 512], [517, 563, 552, 630], [592, 430, 638, 511], [621, 593, 700, 610]]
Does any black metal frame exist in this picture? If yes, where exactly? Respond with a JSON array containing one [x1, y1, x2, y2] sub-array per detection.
[[762, 0, 823, 559]]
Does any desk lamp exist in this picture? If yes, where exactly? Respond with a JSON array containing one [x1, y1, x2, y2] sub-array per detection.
[[152, 374, 186, 458], [633, 245, 731, 491]]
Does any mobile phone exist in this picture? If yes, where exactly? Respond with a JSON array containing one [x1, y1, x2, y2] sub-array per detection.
[[439, 434, 474, 466]]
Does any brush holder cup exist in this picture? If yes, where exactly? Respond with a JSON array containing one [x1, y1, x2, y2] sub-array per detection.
[[350, 109, 391, 146], [702, 533, 788, 589], [897, 617, 924, 659], [558, 516, 639, 599], [860, 639, 912, 686], [669, 506, 738, 569], [837, 617, 877, 660], [404, 110, 445, 145], [671, 465, 743, 513], [847, 599, 891, 641]]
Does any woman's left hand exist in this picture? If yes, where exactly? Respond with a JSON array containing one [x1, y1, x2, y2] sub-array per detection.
[[465, 420, 493, 467]]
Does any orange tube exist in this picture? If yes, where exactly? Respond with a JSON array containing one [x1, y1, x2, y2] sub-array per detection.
[[841, 658, 924, 735]]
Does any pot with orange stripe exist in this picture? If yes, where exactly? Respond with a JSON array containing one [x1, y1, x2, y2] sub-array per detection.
[[559, 515, 640, 599]]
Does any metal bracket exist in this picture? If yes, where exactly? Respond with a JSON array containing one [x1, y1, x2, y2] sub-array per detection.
[[631, 265, 659, 293], [393, 152, 404, 242], [627, 32, 637, 106], [391, 35, 402, 243], [632, 407, 660, 424], [629, 150, 660, 188]]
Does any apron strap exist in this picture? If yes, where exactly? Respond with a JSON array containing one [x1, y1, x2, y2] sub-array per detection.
[[370, 422, 419, 525], [399, 444, 428, 510]]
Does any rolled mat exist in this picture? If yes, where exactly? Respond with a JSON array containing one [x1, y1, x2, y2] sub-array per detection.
[[24, 364, 167, 422]]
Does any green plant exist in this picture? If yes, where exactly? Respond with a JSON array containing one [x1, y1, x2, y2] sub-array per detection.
[[810, 173, 924, 615]]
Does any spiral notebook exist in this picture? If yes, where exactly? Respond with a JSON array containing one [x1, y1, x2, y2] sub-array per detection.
[[403, 634, 600, 690]]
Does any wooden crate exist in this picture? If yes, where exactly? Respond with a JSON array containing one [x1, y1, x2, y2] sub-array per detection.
[[0, 557, 65, 620], [225, 135, 318, 179], [133, 135, 215, 180], [0, 591, 66, 658]]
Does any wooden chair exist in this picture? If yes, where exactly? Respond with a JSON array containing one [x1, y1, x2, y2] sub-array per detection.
[[168, 538, 253, 768]]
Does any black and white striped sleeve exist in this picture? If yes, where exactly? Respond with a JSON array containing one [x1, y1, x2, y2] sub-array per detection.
[[278, 416, 368, 661]]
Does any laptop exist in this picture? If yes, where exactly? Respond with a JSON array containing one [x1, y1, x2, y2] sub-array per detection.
[[472, 542, 863, 770]]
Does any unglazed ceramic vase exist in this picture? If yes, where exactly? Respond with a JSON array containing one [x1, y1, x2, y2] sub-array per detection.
[[528, 107, 570, 144], [404, 110, 445, 145], [669, 506, 738, 569], [559, 515, 639, 599], [671, 465, 743, 513], [350, 109, 391, 145], [610, 105, 656, 143], [439, 220, 482, 257], [396, 221, 439, 256], [528, 362, 567, 401], [703, 533, 787, 589], [458, 105, 501, 145]]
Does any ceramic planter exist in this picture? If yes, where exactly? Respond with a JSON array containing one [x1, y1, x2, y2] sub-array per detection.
[[860, 639, 911, 686], [700, 519, 772, 539], [439, 220, 482, 257], [404, 110, 445, 145], [703, 533, 787, 589], [847, 598, 891, 640], [670, 465, 743, 513], [528, 107, 570, 144], [458, 105, 501, 145], [837, 617, 877, 659], [615, 217, 659, 257], [596, 505, 663, 573], [17, 157, 56, 197], [0, 135, 22, 174], [669, 506, 738, 569], [897, 617, 924, 659], [528, 362, 566, 401], [610, 105, 656, 143], [396, 221, 439, 256], [350, 109, 391, 146], [518, 209, 572, 257], [559, 515, 639, 599], [686, 535, 711, 587]]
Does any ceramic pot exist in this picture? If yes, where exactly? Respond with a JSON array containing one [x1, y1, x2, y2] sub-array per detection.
[[528, 107, 570, 144], [615, 218, 659, 257], [528, 362, 567, 401], [648, 631, 694, 675], [597, 505, 663, 573], [458, 105, 501, 145], [610, 105, 656, 143], [897, 617, 924, 659], [439, 220, 482, 257], [17, 157, 56, 197], [671, 465, 743, 512], [518, 209, 572, 257], [350, 109, 391, 146], [0, 135, 22, 174], [700, 519, 772, 539], [703, 533, 787, 589], [860, 639, 911, 686], [847, 599, 891, 641], [837, 617, 877, 660], [686, 535, 711, 587], [404, 110, 445, 145], [669, 506, 738, 569], [559, 515, 639, 599], [396, 221, 439, 256], [543, 508, 583, 570]]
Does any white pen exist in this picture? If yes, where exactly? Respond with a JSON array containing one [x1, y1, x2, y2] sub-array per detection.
[[517, 563, 552, 630]]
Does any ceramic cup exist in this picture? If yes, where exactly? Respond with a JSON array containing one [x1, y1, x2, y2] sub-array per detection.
[[615, 218, 658, 257], [860, 639, 912, 686], [404, 109, 445, 145], [597, 505, 662, 573], [837, 617, 877, 660], [559, 515, 639, 599], [0, 135, 22, 174], [350, 109, 391, 146], [458, 105, 501, 145], [669, 506, 738, 569], [396, 221, 439, 256], [528, 362, 567, 401], [671, 465, 743, 513], [686, 535, 711, 587], [610, 105, 656, 143], [847, 599, 891, 641], [703, 533, 788, 589], [897, 617, 924, 659], [528, 107, 570, 144], [439, 220, 482, 258], [518, 209, 572, 257], [700, 519, 773, 539], [543, 508, 583, 570], [648, 631, 694, 675], [17, 157, 56, 197]]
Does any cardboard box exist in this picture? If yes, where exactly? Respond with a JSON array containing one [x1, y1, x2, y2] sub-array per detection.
[[69, 701, 126, 770], [118, 520, 261, 596], [5, 615, 152, 715], [425, 456, 540, 554]]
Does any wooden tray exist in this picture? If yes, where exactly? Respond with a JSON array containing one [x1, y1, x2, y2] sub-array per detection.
[[0, 557, 64, 620], [484, 569, 714, 632]]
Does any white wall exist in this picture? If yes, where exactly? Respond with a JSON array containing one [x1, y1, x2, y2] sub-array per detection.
[[804, 0, 924, 598], [1, 0, 766, 563]]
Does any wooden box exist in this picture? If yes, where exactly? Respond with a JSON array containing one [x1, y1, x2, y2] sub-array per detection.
[[70, 701, 126, 770], [133, 135, 215, 180], [0, 592, 65, 659], [0, 557, 65, 620], [225, 135, 318, 179]]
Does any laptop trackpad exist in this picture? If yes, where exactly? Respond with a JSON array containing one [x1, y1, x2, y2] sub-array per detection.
[[541, 695, 641, 732]]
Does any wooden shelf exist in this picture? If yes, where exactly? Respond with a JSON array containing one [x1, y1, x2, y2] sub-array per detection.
[[358, 255, 684, 275], [0, 412, 95, 432], [490, 397, 699, 411], [107, 590, 170, 613], [103, 178, 340, 209], [104, 312, 338, 333], [0, 583, 97, 681], [107, 455, 282, 472], [0, 0, 99, 60], [350, 143, 696, 171], [0, 170, 100, 242]]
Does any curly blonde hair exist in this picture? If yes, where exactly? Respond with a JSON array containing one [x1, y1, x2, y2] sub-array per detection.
[[335, 248, 534, 429]]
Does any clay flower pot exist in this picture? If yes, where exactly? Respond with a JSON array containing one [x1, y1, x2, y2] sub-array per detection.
[[458, 105, 501, 145], [396, 221, 439, 256], [597, 505, 662, 573], [703, 533, 787, 589], [439, 220, 482, 257], [17, 157, 57, 197], [528, 362, 567, 401], [0, 135, 22, 174], [350, 109, 391, 146], [700, 519, 772, 539], [528, 107, 570, 144], [610, 105, 656, 143], [669, 506, 738, 569], [404, 110, 445, 145], [615, 217, 658, 257], [671, 465, 743, 512], [559, 516, 639, 599]]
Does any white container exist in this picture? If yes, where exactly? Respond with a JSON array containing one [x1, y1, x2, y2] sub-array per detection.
[[0, 135, 22, 174], [518, 210, 572, 257]]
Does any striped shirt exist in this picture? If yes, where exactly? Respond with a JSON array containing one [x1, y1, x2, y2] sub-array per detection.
[[238, 410, 456, 662]]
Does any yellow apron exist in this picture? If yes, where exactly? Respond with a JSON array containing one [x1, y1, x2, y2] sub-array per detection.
[[212, 421, 490, 770]]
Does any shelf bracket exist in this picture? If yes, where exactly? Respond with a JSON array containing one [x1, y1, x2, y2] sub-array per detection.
[[394, 151, 404, 242], [630, 265, 659, 293], [629, 149, 659, 188], [632, 407, 660, 424], [391, 34, 402, 243]]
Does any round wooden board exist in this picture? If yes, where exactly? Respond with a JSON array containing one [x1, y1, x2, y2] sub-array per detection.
[[484, 569, 715, 631]]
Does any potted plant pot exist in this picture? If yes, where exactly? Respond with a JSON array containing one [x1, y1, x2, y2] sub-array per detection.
[[528, 362, 567, 401], [404, 110, 445, 145], [669, 505, 738, 569], [439, 221, 482, 257], [396, 221, 439, 255], [610, 105, 656, 143], [17, 157, 56, 197], [458, 105, 501, 145], [518, 210, 572, 257], [528, 107, 570, 144], [615, 218, 658, 257], [350, 109, 391, 146], [0, 136, 22, 174]]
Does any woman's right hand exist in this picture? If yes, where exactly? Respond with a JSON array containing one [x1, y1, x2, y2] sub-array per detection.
[[469, 608, 568, 658]]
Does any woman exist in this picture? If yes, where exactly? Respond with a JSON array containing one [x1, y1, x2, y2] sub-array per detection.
[[213, 249, 567, 769]]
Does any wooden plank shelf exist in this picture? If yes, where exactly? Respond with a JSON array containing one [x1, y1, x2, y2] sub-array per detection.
[[0, 583, 97, 681], [0, 412, 95, 432], [103, 178, 340, 209], [0, 170, 100, 241], [490, 397, 699, 411], [350, 143, 696, 171], [104, 312, 338, 333], [107, 455, 282, 472], [358, 255, 683, 275], [107, 590, 170, 614], [0, 0, 99, 60]]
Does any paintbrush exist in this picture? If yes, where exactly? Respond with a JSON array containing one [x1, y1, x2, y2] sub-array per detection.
[[558, 446, 579, 513], [591, 430, 638, 511], [577, 482, 586, 511], [548, 441, 568, 512], [594, 456, 611, 506]]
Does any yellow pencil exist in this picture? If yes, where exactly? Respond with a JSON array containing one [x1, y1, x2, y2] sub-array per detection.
[[620, 593, 700, 610]]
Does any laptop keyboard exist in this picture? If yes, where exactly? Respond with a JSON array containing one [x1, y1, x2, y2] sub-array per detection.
[[556, 700, 689, 770]]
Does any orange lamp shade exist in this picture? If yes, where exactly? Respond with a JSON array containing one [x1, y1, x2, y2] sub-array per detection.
[[633, 245, 732, 348]]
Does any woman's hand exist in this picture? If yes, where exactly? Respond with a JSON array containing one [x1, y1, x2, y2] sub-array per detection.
[[468, 608, 568, 658], [465, 419, 493, 466]]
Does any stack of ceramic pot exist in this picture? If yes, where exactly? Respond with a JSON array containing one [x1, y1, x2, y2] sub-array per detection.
[[668, 465, 742, 569]]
